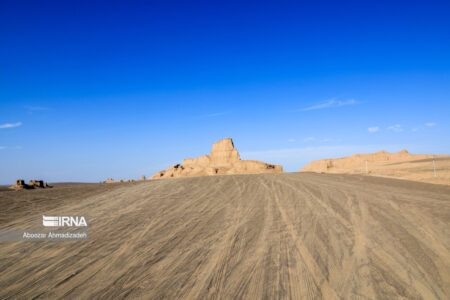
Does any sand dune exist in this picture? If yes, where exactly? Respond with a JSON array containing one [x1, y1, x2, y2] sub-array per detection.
[[300, 150, 450, 185], [1, 173, 449, 299]]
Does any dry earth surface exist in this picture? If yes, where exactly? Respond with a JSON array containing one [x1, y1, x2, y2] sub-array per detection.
[[0, 173, 449, 299]]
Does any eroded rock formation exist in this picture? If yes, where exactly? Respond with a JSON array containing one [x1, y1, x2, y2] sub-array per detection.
[[9, 179, 50, 190], [151, 138, 283, 179]]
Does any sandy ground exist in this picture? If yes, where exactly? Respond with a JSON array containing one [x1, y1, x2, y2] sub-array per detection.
[[375, 156, 450, 185], [0, 173, 449, 299]]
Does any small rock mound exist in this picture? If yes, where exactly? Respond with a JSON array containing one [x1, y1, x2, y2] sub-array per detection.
[[103, 176, 148, 183], [151, 138, 283, 179], [9, 179, 50, 190]]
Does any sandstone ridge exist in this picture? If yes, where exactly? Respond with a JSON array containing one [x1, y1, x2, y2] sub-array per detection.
[[299, 150, 450, 185], [151, 138, 283, 179], [300, 150, 433, 173]]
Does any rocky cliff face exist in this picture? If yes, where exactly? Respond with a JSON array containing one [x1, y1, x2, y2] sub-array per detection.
[[151, 138, 283, 179], [209, 138, 240, 167]]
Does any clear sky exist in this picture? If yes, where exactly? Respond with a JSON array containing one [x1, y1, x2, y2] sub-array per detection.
[[1, 0, 449, 184]]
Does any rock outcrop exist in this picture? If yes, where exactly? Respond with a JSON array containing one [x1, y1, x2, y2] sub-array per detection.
[[9, 179, 50, 190], [28, 180, 48, 188], [9, 179, 27, 190], [151, 138, 283, 179], [103, 176, 147, 183]]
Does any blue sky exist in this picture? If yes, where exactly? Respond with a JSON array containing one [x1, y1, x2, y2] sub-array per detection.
[[1, 0, 449, 183]]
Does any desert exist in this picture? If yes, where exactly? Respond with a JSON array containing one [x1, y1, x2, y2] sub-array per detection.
[[1, 1, 449, 299], [1, 172, 450, 299]]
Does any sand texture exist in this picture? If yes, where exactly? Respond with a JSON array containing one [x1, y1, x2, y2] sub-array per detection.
[[1, 173, 449, 299]]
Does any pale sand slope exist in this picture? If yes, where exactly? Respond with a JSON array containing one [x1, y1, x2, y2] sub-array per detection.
[[1, 173, 449, 299], [300, 150, 450, 185]]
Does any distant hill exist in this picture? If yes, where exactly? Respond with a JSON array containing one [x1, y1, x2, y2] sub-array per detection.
[[299, 150, 450, 185]]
